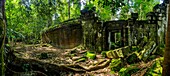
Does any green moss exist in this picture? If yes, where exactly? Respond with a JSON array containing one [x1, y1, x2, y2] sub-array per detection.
[[106, 51, 114, 58], [148, 55, 157, 61], [101, 51, 107, 58], [131, 46, 139, 52], [110, 58, 122, 71], [86, 51, 96, 59], [143, 36, 148, 42], [145, 57, 163, 76], [118, 65, 140, 76], [126, 52, 139, 64], [75, 58, 86, 62], [70, 54, 76, 57]]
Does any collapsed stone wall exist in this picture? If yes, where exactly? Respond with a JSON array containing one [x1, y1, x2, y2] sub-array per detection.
[[42, 3, 167, 50], [42, 22, 82, 49]]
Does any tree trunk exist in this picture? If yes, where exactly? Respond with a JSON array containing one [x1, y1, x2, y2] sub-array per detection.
[[68, 0, 70, 19], [162, 3, 170, 76], [0, 18, 5, 76], [0, 0, 6, 75], [0, 20, 5, 76]]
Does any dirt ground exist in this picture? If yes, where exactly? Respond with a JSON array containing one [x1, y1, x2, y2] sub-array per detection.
[[11, 42, 162, 76], [13, 43, 116, 76]]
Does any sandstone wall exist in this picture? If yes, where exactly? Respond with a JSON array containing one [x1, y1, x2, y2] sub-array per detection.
[[42, 23, 82, 49]]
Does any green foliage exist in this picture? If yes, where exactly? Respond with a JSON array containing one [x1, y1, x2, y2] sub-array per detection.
[[110, 58, 122, 72], [145, 57, 163, 76], [99, 6, 112, 21], [101, 51, 107, 58], [126, 52, 139, 64], [148, 55, 157, 61], [7, 28, 25, 41], [111, 42, 118, 49], [155, 44, 165, 56], [131, 46, 140, 52], [84, 0, 159, 20], [159, 44, 165, 48], [6, 0, 160, 43], [119, 0, 159, 20], [85, 0, 125, 21], [6, 0, 81, 43], [118, 65, 140, 76]]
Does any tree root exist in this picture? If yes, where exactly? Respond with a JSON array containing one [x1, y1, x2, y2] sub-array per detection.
[[8, 54, 111, 75], [59, 59, 111, 71], [78, 59, 111, 71]]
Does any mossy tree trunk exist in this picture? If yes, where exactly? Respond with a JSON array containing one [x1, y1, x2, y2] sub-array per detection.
[[163, 3, 170, 76], [0, 0, 6, 75], [0, 19, 5, 75]]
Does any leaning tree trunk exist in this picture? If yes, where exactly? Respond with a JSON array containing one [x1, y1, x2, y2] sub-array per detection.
[[162, 3, 170, 76]]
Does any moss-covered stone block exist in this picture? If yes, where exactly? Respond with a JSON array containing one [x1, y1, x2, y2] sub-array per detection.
[[121, 46, 130, 57], [110, 58, 122, 71], [86, 51, 96, 59], [106, 48, 125, 59], [116, 49, 124, 58], [118, 65, 140, 76], [101, 51, 107, 58], [145, 57, 163, 76], [126, 52, 140, 64], [106, 51, 115, 59]]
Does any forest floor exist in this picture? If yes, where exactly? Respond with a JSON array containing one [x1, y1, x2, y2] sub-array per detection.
[[12, 42, 113, 76], [11, 42, 163, 76]]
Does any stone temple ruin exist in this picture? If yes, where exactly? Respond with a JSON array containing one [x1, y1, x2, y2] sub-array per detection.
[[42, 3, 167, 54]]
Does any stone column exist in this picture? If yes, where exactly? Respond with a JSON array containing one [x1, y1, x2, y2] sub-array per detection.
[[81, 7, 102, 52]]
